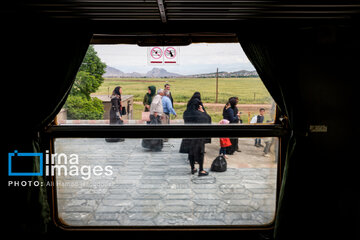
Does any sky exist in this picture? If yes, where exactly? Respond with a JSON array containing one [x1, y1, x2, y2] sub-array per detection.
[[94, 43, 255, 75]]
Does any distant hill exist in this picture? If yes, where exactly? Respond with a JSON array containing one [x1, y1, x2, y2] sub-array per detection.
[[187, 70, 258, 78], [103, 66, 258, 78], [103, 66, 125, 78], [103, 66, 182, 78], [146, 68, 182, 78]]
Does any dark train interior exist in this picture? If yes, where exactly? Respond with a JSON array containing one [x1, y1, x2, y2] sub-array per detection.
[[2, 1, 359, 239]]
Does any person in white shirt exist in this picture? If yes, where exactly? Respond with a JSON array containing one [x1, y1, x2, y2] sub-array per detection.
[[150, 89, 164, 124]]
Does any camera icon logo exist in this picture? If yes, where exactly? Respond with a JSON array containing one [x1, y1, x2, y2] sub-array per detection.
[[8, 150, 43, 176]]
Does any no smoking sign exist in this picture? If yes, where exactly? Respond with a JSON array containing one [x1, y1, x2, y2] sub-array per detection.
[[150, 47, 162, 60], [148, 46, 179, 65], [164, 47, 176, 59]]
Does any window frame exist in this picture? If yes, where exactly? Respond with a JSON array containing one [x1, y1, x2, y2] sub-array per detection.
[[43, 121, 288, 231], [44, 33, 288, 232]]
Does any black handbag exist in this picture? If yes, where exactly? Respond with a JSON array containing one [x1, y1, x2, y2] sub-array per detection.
[[121, 106, 126, 116]]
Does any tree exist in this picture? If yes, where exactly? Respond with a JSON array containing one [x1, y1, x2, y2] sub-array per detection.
[[65, 45, 106, 120], [70, 45, 106, 100]]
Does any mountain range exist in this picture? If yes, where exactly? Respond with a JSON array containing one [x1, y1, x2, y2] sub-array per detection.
[[103, 66, 258, 78], [187, 70, 258, 78]]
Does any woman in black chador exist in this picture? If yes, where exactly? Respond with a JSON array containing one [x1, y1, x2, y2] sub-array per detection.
[[179, 92, 211, 154], [182, 97, 210, 176], [109, 86, 123, 124], [184, 92, 211, 124], [105, 86, 124, 142]]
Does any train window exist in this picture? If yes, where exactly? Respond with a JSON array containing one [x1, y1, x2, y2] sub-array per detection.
[[53, 137, 279, 227], [48, 42, 285, 230], [57, 43, 276, 126]]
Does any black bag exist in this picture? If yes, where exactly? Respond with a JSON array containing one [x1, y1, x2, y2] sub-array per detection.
[[121, 106, 126, 116], [210, 155, 227, 172]]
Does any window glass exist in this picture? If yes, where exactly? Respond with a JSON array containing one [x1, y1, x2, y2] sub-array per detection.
[[54, 137, 278, 226], [57, 43, 275, 125]]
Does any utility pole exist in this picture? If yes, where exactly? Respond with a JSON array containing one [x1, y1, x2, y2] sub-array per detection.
[[215, 68, 219, 103]]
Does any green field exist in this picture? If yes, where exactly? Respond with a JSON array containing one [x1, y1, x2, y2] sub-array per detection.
[[95, 77, 273, 123], [96, 77, 272, 104]]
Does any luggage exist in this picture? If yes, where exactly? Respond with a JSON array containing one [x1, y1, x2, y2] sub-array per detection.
[[210, 155, 227, 172], [141, 111, 150, 122], [105, 119, 125, 143], [105, 138, 125, 142], [141, 138, 163, 151], [141, 115, 163, 151]]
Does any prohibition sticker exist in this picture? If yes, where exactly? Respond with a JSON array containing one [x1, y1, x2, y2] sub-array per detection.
[[148, 46, 179, 65], [150, 47, 163, 59], [164, 47, 176, 59]]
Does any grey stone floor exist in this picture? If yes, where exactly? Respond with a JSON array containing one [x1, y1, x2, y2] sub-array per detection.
[[55, 138, 277, 226]]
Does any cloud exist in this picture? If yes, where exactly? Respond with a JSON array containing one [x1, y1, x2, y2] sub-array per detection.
[[94, 43, 254, 75]]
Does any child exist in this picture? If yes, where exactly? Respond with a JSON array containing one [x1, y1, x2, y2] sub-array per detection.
[[219, 119, 232, 158], [250, 108, 266, 147]]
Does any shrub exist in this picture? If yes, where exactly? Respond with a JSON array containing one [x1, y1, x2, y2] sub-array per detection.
[[65, 95, 104, 120]]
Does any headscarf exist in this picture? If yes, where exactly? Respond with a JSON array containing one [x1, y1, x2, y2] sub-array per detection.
[[183, 98, 210, 124], [186, 91, 208, 114], [111, 86, 122, 111], [223, 97, 238, 115], [187, 92, 202, 108], [145, 86, 156, 105], [223, 96, 240, 123], [228, 97, 237, 108], [112, 86, 121, 96]]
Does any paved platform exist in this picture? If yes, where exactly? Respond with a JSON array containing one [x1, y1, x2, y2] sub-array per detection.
[[55, 138, 277, 226]]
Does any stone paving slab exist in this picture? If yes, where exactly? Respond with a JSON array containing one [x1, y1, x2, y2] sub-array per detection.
[[55, 138, 277, 226]]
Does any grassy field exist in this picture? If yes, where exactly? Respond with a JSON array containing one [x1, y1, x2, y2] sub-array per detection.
[[96, 77, 272, 104], [95, 77, 273, 123], [132, 102, 273, 123]]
